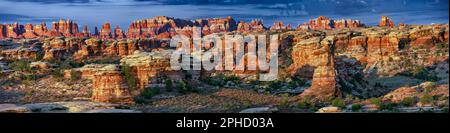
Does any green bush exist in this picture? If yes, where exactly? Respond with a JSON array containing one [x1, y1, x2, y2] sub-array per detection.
[[243, 100, 252, 108], [379, 102, 396, 110], [23, 74, 37, 81], [9, 60, 31, 72], [268, 80, 283, 90], [400, 97, 417, 107], [133, 97, 147, 104], [200, 76, 224, 86], [411, 67, 439, 81], [288, 77, 305, 88], [60, 60, 84, 69], [224, 75, 240, 83], [420, 93, 435, 104], [121, 65, 137, 90], [51, 68, 64, 78], [177, 80, 189, 93], [351, 104, 362, 111], [370, 97, 382, 107], [297, 99, 313, 109], [141, 87, 161, 99], [279, 93, 290, 108], [70, 70, 81, 81], [165, 79, 173, 92], [331, 98, 346, 108]]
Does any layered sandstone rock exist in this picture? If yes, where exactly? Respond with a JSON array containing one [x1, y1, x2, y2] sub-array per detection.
[[92, 69, 133, 103], [0, 46, 40, 60], [120, 50, 180, 90], [0, 24, 6, 38], [63, 64, 133, 103], [100, 23, 112, 39], [114, 26, 125, 39], [237, 19, 265, 32], [4, 23, 22, 38], [334, 19, 363, 29], [22, 24, 38, 39], [196, 16, 236, 35], [42, 48, 65, 61], [295, 37, 341, 101], [72, 45, 90, 60], [85, 38, 102, 55], [297, 16, 363, 30], [270, 21, 291, 31], [379, 16, 395, 28], [127, 16, 193, 38], [117, 40, 129, 57], [44, 19, 79, 37], [33, 23, 48, 36]]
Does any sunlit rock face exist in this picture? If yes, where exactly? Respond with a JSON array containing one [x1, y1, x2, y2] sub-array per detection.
[[294, 36, 341, 101], [270, 21, 292, 31], [114, 26, 125, 39], [120, 50, 181, 90], [43, 19, 79, 37], [195, 16, 237, 35], [379, 16, 395, 28], [91, 64, 133, 103], [126, 16, 193, 39], [237, 19, 265, 32], [100, 23, 112, 39], [296, 16, 364, 31], [22, 24, 37, 39]]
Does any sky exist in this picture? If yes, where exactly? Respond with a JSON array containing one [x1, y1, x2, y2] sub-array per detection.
[[0, 0, 448, 30]]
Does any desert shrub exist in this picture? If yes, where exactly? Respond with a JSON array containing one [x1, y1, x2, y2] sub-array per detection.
[[268, 80, 283, 90], [379, 102, 396, 110], [436, 42, 448, 50], [351, 104, 362, 111], [70, 70, 81, 81], [9, 60, 31, 72], [410, 66, 439, 81], [121, 65, 137, 90], [200, 76, 225, 86], [331, 98, 346, 108], [288, 77, 305, 88], [133, 97, 147, 104], [165, 79, 173, 92], [177, 80, 189, 93], [279, 93, 290, 108], [223, 75, 240, 84], [400, 97, 417, 106], [243, 100, 252, 108], [51, 68, 64, 78], [250, 80, 260, 85], [297, 98, 313, 109], [370, 97, 382, 107], [141, 87, 161, 99], [60, 60, 84, 69], [420, 93, 435, 104], [23, 74, 37, 81], [344, 94, 354, 102]]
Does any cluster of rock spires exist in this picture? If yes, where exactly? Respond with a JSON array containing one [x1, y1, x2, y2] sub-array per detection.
[[1, 15, 449, 103], [1, 16, 374, 40]]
